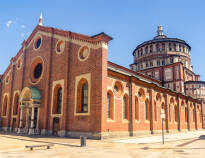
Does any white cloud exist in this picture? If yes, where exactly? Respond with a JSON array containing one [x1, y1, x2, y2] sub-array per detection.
[[21, 33, 25, 37], [21, 25, 25, 29], [6, 20, 13, 28]]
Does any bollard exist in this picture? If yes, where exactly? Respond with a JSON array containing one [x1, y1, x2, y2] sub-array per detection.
[[80, 136, 86, 147]]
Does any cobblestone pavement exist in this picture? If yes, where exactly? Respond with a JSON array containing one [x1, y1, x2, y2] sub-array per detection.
[[0, 131, 204, 158]]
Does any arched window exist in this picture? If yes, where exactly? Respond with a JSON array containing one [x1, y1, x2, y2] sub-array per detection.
[[179, 45, 181, 52], [145, 46, 148, 54], [173, 43, 176, 51], [162, 43, 165, 51], [145, 99, 149, 120], [123, 95, 129, 120], [154, 101, 157, 121], [150, 61, 153, 67], [185, 107, 188, 122], [150, 45, 153, 53], [156, 44, 160, 52], [146, 62, 149, 67], [81, 83, 88, 112], [76, 77, 90, 115], [107, 93, 110, 118], [135, 97, 139, 120], [53, 85, 63, 114], [107, 91, 114, 119], [13, 94, 19, 115], [57, 87, 62, 114], [170, 57, 174, 64], [2, 96, 8, 116], [193, 108, 195, 122], [182, 46, 185, 52], [140, 48, 143, 56], [169, 43, 172, 51], [174, 106, 178, 122], [169, 104, 171, 122]]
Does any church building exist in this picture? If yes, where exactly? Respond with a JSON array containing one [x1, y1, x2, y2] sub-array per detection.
[[0, 15, 204, 139]]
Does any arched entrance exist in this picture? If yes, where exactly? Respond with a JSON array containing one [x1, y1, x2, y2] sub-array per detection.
[[18, 87, 41, 135]]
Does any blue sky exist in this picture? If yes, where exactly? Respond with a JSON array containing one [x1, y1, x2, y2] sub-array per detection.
[[1, 0, 205, 80]]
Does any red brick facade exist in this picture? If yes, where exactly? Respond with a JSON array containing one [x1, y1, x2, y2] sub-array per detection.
[[0, 24, 204, 139]]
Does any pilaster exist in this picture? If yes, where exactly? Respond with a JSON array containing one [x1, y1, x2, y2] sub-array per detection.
[[148, 89, 154, 134]]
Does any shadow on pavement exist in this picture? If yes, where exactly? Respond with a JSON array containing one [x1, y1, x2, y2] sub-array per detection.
[[0, 134, 80, 147], [141, 147, 205, 150]]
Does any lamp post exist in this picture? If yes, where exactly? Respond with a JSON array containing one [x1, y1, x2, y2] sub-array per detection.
[[160, 109, 165, 144]]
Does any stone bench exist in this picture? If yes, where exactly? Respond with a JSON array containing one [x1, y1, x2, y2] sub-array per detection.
[[25, 144, 54, 150]]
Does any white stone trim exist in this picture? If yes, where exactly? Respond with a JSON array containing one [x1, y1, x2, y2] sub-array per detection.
[[51, 79, 64, 117], [74, 73, 91, 116]]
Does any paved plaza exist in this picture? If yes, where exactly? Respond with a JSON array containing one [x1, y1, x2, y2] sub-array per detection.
[[0, 131, 205, 158]]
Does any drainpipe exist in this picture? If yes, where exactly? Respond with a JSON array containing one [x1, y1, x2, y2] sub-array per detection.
[[177, 95, 180, 131], [186, 98, 190, 130], [128, 76, 133, 136], [149, 89, 154, 134], [200, 101, 204, 129]]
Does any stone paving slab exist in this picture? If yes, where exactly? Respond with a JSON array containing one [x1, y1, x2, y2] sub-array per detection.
[[0, 131, 204, 158]]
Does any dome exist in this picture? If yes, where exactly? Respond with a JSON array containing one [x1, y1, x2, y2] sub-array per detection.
[[132, 25, 191, 56], [131, 25, 192, 72]]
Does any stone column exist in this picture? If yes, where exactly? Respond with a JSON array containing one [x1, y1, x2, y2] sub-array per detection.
[[19, 107, 23, 128], [29, 107, 35, 135], [17, 106, 23, 133], [31, 107, 34, 128]]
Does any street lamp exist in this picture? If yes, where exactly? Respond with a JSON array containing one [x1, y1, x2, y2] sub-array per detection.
[[160, 108, 165, 144]]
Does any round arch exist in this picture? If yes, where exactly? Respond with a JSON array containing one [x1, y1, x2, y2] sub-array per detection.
[[19, 86, 41, 107]]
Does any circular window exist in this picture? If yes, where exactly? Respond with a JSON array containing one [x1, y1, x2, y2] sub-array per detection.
[[113, 81, 123, 97], [78, 46, 90, 61], [34, 36, 42, 50], [17, 59, 22, 69], [56, 40, 65, 54], [34, 64, 42, 79], [30, 57, 43, 84]]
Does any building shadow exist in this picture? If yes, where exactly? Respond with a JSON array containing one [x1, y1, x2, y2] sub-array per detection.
[[0, 132, 81, 147], [142, 147, 205, 150]]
